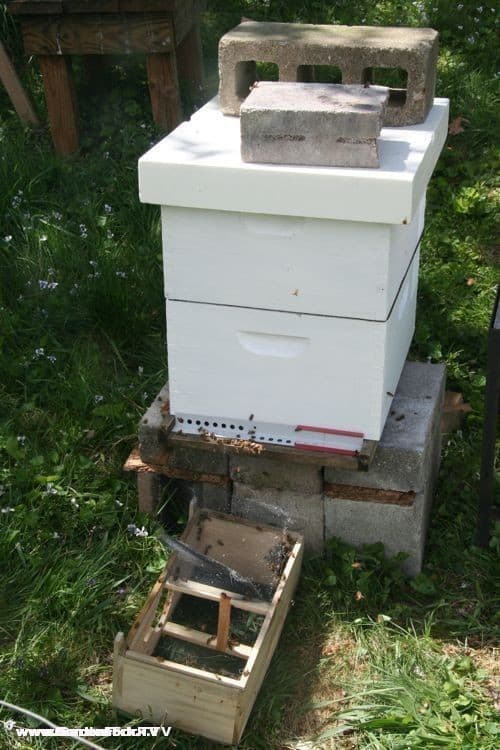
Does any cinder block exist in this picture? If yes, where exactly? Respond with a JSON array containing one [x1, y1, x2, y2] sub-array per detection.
[[218, 21, 438, 126], [230, 454, 322, 494], [165, 445, 229, 477], [138, 383, 173, 464], [198, 481, 232, 513], [324, 361, 445, 575], [240, 82, 388, 168], [232, 482, 324, 555], [325, 493, 429, 576], [324, 361, 446, 492], [136, 472, 162, 515]]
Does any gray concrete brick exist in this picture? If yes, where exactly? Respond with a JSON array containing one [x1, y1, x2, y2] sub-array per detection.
[[138, 383, 172, 464], [325, 490, 431, 576], [218, 21, 438, 126], [198, 481, 232, 513], [324, 361, 446, 492], [136, 472, 161, 515], [232, 482, 324, 555], [166, 445, 229, 477], [324, 361, 445, 575], [230, 453, 322, 494], [240, 82, 388, 168]]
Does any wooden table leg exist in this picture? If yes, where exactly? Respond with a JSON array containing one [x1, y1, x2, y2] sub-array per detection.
[[146, 51, 182, 132], [38, 55, 79, 156], [0, 41, 40, 126], [176, 23, 204, 99]]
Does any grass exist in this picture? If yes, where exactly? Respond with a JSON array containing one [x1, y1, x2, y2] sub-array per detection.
[[0, 0, 499, 748]]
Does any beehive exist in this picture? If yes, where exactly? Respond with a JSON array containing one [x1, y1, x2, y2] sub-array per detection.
[[138, 96, 448, 452]]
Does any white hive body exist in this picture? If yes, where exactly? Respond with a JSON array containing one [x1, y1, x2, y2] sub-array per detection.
[[139, 96, 448, 450]]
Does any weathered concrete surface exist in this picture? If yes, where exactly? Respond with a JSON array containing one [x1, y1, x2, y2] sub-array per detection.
[[232, 483, 324, 555], [229, 453, 322, 494], [324, 360, 445, 575], [325, 493, 428, 575], [240, 82, 388, 167], [219, 21, 438, 126], [138, 382, 173, 464]]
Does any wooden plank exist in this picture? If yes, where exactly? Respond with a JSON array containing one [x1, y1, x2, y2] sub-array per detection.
[[115, 656, 239, 743], [176, 19, 204, 95], [165, 579, 271, 617], [163, 621, 251, 660], [7, 1, 63, 13], [37, 55, 78, 155], [216, 593, 231, 652], [22, 14, 174, 56], [7, 1, 181, 14], [234, 538, 304, 742], [173, 0, 204, 45], [125, 649, 242, 688], [0, 40, 40, 125], [324, 482, 416, 507], [127, 570, 167, 649], [146, 51, 182, 131]]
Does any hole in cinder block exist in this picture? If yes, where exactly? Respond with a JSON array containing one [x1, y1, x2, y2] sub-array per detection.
[[297, 64, 342, 84], [256, 61, 279, 81], [363, 67, 408, 106], [235, 60, 279, 101]]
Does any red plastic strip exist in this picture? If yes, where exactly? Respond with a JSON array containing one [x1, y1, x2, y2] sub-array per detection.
[[296, 424, 364, 438], [295, 442, 358, 456]]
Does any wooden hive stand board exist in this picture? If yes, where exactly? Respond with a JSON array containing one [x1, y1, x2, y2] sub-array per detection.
[[6, 0, 206, 154], [113, 509, 304, 744]]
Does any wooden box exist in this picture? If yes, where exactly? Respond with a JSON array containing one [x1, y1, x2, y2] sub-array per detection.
[[166, 248, 419, 443], [161, 196, 425, 322], [113, 510, 304, 745]]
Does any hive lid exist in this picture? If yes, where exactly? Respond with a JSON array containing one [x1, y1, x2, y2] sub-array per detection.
[[138, 95, 449, 225]]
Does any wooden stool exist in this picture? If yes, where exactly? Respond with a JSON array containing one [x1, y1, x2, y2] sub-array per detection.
[[7, 0, 205, 156]]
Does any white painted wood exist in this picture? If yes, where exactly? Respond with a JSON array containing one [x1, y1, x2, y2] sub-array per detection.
[[139, 96, 448, 225], [165, 249, 419, 441], [162, 196, 424, 321]]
